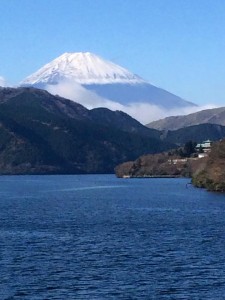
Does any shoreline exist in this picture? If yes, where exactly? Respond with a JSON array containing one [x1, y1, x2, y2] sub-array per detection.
[[121, 175, 184, 179]]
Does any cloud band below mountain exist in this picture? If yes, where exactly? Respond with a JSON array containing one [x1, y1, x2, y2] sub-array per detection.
[[46, 80, 217, 124]]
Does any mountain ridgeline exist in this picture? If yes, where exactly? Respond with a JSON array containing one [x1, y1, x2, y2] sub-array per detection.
[[0, 87, 173, 174], [147, 106, 225, 130], [1, 87, 225, 175]]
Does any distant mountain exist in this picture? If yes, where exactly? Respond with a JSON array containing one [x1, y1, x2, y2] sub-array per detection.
[[147, 106, 225, 130], [0, 87, 174, 174], [21, 52, 196, 110], [163, 123, 225, 145], [21, 52, 144, 85]]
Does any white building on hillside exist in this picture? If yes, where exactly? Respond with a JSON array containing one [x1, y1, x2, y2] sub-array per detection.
[[196, 139, 213, 157]]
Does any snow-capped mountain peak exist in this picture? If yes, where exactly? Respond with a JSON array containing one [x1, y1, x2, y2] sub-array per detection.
[[21, 52, 145, 85], [20, 51, 197, 122]]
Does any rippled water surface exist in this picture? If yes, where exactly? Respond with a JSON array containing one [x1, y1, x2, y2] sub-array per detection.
[[1, 175, 225, 299]]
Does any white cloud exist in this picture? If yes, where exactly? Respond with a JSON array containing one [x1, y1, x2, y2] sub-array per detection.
[[0, 76, 7, 87], [46, 80, 218, 125]]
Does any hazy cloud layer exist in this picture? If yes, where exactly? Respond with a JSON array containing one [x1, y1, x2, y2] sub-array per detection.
[[0, 76, 7, 87], [46, 81, 217, 124]]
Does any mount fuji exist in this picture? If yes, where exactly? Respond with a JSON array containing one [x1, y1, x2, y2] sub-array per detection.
[[21, 52, 197, 122]]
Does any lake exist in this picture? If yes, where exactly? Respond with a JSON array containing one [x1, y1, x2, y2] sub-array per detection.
[[1, 175, 225, 299]]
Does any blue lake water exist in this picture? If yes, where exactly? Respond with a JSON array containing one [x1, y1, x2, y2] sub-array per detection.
[[1, 175, 225, 299]]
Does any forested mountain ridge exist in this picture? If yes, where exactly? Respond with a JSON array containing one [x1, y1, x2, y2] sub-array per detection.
[[0, 87, 173, 174]]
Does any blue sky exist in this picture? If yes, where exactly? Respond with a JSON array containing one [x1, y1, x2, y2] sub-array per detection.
[[1, 0, 225, 106]]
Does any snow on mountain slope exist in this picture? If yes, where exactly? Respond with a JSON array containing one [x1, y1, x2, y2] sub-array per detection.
[[21, 52, 144, 85], [20, 52, 198, 123]]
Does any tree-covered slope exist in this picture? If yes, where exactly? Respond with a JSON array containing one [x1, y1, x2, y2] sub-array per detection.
[[0, 87, 174, 174], [163, 123, 225, 145], [192, 139, 225, 192]]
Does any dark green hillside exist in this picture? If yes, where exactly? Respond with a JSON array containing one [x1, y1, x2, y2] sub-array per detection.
[[90, 107, 160, 139], [0, 87, 174, 174], [0, 117, 65, 174], [164, 123, 225, 145]]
